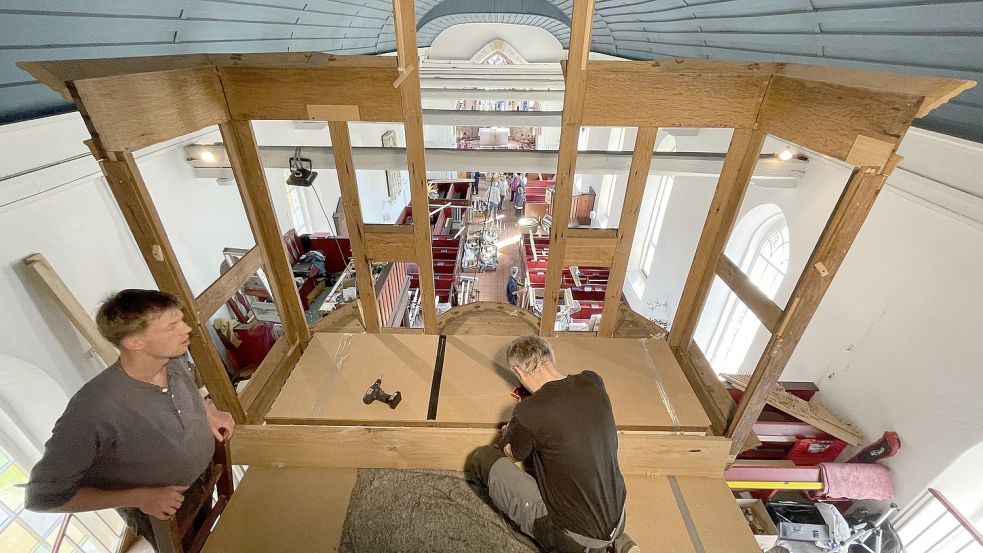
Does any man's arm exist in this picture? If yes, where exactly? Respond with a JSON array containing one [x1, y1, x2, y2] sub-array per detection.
[[204, 399, 235, 442], [46, 486, 189, 520]]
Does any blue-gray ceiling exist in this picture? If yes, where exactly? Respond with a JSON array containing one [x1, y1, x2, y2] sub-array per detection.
[[2, 0, 981, 142]]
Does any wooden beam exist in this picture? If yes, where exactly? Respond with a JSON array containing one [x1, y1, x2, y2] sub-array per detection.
[[217, 65, 405, 122], [195, 246, 263, 317], [327, 121, 381, 333], [599, 127, 658, 337], [563, 228, 617, 266], [363, 224, 417, 262], [722, 374, 862, 446], [540, 0, 595, 336], [668, 129, 767, 351], [220, 121, 311, 347], [714, 255, 783, 333], [232, 425, 731, 477], [22, 253, 118, 367], [757, 76, 921, 167], [582, 71, 770, 128], [436, 301, 541, 336], [99, 152, 243, 422], [392, 0, 438, 334], [727, 167, 889, 454], [240, 337, 302, 425], [70, 66, 230, 152]]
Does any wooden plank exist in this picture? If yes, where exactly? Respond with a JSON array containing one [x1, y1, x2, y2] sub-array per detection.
[[237, 334, 293, 418], [582, 72, 770, 128], [194, 245, 262, 318], [232, 425, 730, 476], [362, 224, 417, 262], [727, 167, 889, 454], [201, 466, 357, 553], [675, 476, 763, 553], [563, 231, 617, 266], [436, 302, 541, 336], [242, 339, 301, 426], [539, 0, 594, 336], [311, 301, 366, 334], [623, 475, 696, 553], [715, 254, 783, 333], [722, 374, 862, 446], [328, 121, 381, 333], [217, 65, 404, 122], [22, 253, 119, 367], [306, 104, 361, 121], [668, 129, 767, 351], [99, 153, 243, 421], [392, 0, 438, 334], [757, 75, 921, 167], [71, 66, 229, 152], [599, 127, 658, 337], [220, 120, 311, 347], [611, 304, 668, 339]]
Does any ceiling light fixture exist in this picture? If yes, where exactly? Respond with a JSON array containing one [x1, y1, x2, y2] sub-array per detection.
[[778, 146, 795, 161], [287, 147, 318, 187], [200, 150, 216, 163]]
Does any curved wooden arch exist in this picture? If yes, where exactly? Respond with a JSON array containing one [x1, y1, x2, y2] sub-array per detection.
[[437, 301, 540, 336], [612, 303, 669, 340], [310, 301, 366, 334]]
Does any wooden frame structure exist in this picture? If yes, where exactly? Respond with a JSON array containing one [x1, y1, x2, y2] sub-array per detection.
[[19, 0, 972, 463]]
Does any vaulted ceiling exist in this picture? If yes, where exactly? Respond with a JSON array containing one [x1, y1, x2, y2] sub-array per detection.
[[2, 1, 981, 142]]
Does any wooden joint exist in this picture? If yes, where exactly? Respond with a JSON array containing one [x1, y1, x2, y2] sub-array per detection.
[[814, 262, 829, 277], [393, 64, 416, 89], [775, 297, 800, 338], [151, 244, 164, 262]]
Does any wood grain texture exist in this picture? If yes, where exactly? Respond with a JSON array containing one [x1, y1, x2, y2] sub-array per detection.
[[73, 66, 229, 152], [611, 304, 669, 339], [328, 121, 381, 333], [393, 0, 438, 333], [599, 127, 658, 337], [23, 253, 119, 367], [221, 120, 311, 348], [436, 301, 540, 336], [583, 72, 770, 128], [217, 65, 404, 121], [363, 224, 417, 262], [194, 245, 262, 318], [675, 476, 763, 552], [758, 75, 921, 167], [669, 129, 767, 351], [232, 425, 729, 476], [727, 168, 889, 453], [311, 301, 366, 334], [99, 154, 243, 421], [715, 254, 783, 333], [539, 0, 594, 336]]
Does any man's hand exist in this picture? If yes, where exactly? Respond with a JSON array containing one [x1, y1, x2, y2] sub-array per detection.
[[132, 486, 188, 520], [204, 400, 235, 442]]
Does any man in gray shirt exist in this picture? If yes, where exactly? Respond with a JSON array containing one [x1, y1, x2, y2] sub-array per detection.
[[25, 289, 235, 549]]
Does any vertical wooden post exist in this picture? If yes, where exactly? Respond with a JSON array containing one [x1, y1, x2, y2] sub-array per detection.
[[540, 0, 595, 335], [100, 152, 245, 422], [598, 127, 658, 337], [668, 129, 767, 351], [220, 120, 311, 347], [727, 166, 891, 454], [391, 0, 438, 333], [328, 121, 382, 332]]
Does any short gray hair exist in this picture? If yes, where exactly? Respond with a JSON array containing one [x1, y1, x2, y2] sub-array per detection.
[[510, 266, 519, 277], [506, 335, 554, 375]]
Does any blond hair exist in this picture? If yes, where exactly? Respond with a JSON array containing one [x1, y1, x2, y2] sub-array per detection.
[[506, 335, 555, 375], [96, 289, 182, 346]]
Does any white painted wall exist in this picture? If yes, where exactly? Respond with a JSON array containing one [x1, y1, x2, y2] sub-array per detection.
[[426, 23, 564, 63]]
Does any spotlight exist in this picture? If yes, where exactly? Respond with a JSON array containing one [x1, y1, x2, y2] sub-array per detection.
[[287, 147, 318, 187], [200, 150, 216, 163], [778, 147, 794, 161]]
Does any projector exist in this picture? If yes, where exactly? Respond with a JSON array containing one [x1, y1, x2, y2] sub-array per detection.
[[287, 153, 318, 187]]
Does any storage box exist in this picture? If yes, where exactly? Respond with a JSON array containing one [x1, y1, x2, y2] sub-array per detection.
[[736, 499, 779, 550]]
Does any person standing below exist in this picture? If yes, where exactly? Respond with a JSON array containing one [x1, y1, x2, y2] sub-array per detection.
[[520, 172, 528, 193], [25, 289, 236, 550], [515, 184, 526, 217], [509, 173, 519, 202], [472, 171, 480, 195], [506, 266, 522, 306], [467, 336, 638, 553], [487, 178, 502, 219], [498, 175, 509, 211]]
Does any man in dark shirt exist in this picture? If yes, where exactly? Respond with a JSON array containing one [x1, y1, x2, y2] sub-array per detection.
[[468, 336, 638, 552], [25, 289, 235, 550], [507, 266, 521, 306]]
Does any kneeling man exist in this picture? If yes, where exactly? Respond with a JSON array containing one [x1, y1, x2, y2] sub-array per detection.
[[469, 335, 638, 553]]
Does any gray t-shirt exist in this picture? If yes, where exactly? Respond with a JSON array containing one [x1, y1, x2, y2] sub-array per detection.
[[26, 357, 214, 511]]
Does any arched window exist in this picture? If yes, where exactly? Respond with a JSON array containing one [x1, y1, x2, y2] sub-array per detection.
[[637, 135, 676, 278], [697, 206, 790, 373]]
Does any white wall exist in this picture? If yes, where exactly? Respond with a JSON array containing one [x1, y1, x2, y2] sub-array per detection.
[[426, 23, 564, 63]]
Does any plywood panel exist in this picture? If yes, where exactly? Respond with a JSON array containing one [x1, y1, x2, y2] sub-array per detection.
[[201, 466, 357, 553], [675, 476, 762, 553], [265, 333, 438, 424], [436, 335, 529, 425], [623, 475, 696, 553], [550, 337, 710, 432]]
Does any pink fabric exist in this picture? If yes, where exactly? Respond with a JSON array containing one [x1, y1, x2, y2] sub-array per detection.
[[818, 462, 894, 501]]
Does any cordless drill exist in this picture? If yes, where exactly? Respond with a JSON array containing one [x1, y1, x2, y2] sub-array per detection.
[[362, 377, 402, 409]]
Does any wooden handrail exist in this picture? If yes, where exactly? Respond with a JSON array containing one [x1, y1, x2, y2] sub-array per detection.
[[927, 488, 983, 546]]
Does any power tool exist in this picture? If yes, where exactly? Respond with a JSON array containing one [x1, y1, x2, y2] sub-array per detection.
[[363, 377, 401, 409]]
